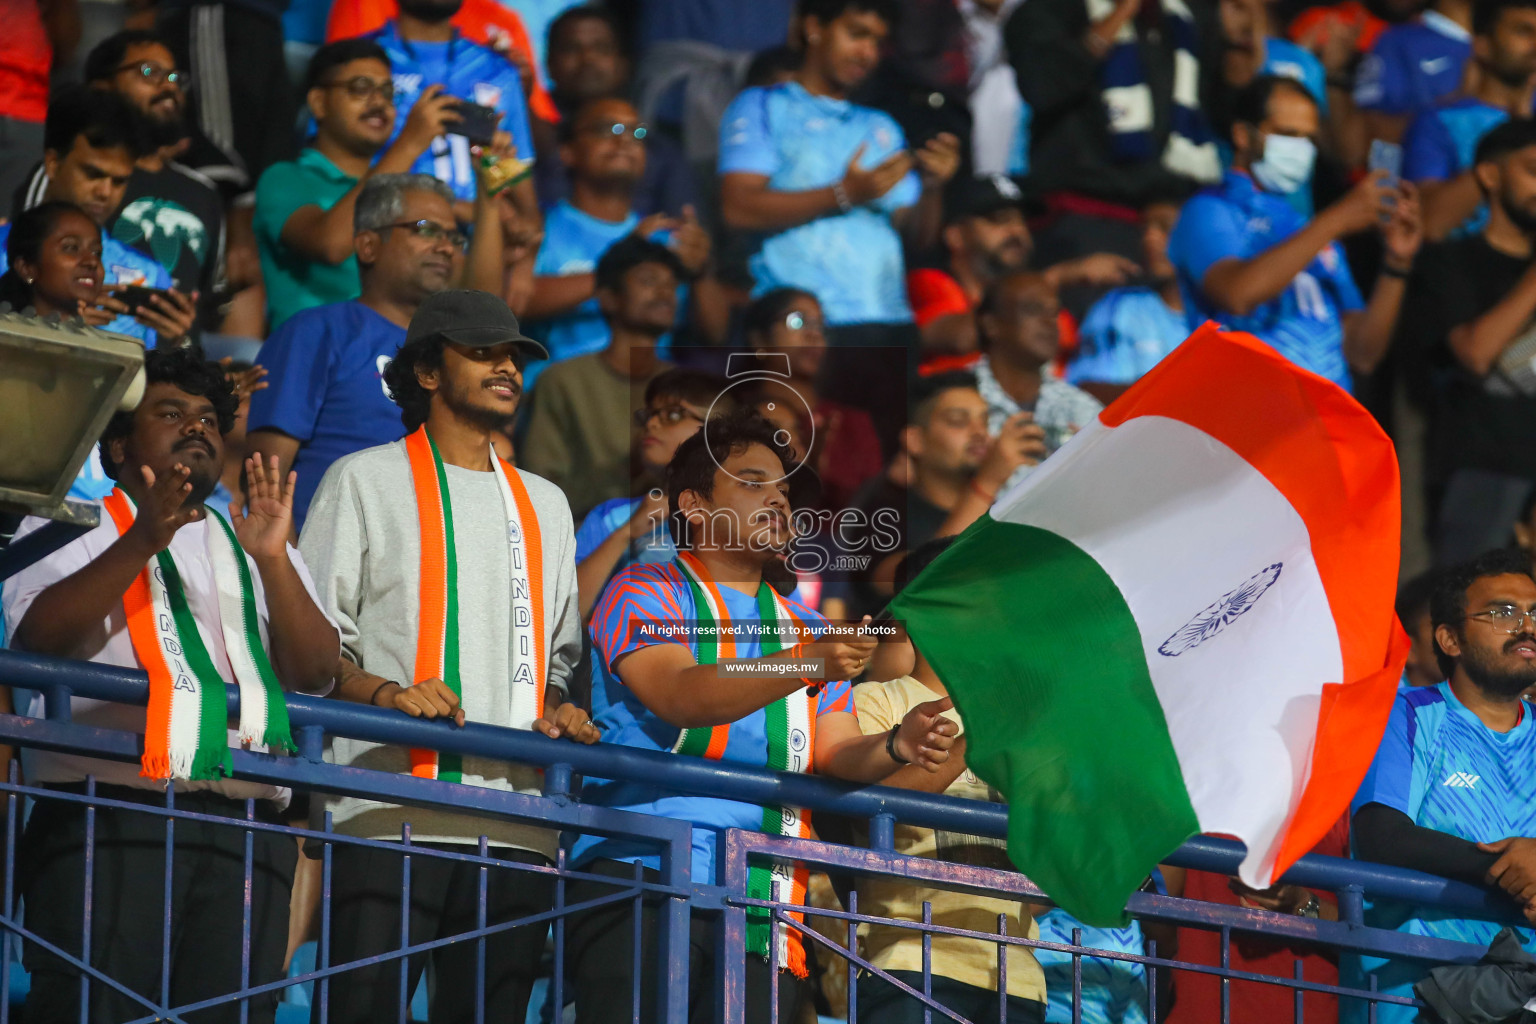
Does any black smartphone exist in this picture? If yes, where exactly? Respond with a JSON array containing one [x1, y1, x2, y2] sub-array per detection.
[[448, 101, 500, 145], [113, 284, 172, 313]]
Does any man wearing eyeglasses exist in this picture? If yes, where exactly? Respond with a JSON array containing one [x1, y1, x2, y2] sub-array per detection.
[[254, 38, 465, 329], [1344, 547, 1536, 1024], [522, 96, 722, 383], [246, 172, 504, 529]]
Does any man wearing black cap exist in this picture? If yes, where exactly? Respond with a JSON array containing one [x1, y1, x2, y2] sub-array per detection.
[[1399, 117, 1536, 564], [297, 288, 596, 1024], [908, 175, 1140, 359]]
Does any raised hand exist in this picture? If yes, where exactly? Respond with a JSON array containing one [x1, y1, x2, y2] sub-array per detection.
[[806, 615, 880, 680], [894, 695, 961, 771], [1381, 180, 1423, 270], [218, 357, 269, 402], [126, 287, 198, 343], [841, 142, 914, 206], [399, 84, 463, 151], [126, 462, 204, 554], [229, 453, 295, 562], [667, 204, 712, 277]]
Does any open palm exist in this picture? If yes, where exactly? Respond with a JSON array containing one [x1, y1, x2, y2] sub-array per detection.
[[230, 453, 295, 561]]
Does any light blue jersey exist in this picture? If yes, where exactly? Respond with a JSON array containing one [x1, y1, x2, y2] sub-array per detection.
[[1342, 682, 1536, 1024], [1404, 97, 1512, 238], [0, 223, 172, 347], [1067, 288, 1187, 387], [1167, 171, 1363, 391], [719, 81, 920, 326], [1035, 909, 1149, 1024], [368, 22, 535, 203]]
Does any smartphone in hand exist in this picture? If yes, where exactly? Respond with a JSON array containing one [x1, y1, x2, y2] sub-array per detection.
[[112, 284, 174, 314], [448, 101, 500, 145], [1368, 139, 1402, 217]]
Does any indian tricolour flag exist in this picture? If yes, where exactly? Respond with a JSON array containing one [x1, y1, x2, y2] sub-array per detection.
[[890, 323, 1409, 926]]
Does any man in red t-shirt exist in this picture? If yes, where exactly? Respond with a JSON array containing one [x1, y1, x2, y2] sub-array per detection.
[[0, 0, 75, 205], [908, 175, 1141, 371]]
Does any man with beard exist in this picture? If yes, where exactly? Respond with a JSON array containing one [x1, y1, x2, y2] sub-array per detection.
[[907, 175, 1142, 362], [521, 236, 681, 521], [298, 289, 594, 1024], [1399, 118, 1536, 563], [56, 31, 232, 331], [1, 346, 338, 1023], [1344, 547, 1536, 1024], [1405, 0, 1536, 240], [254, 38, 466, 329], [522, 96, 718, 376], [362, 0, 537, 225], [246, 173, 497, 529]]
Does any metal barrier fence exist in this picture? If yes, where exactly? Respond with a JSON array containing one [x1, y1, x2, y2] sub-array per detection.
[[0, 647, 1517, 1024]]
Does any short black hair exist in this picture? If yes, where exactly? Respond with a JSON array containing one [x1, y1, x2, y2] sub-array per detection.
[[382, 335, 443, 433], [800, 0, 899, 30], [99, 348, 238, 481], [305, 38, 391, 92], [745, 45, 802, 87], [1475, 116, 1536, 166], [547, 4, 625, 56], [645, 367, 733, 412], [84, 29, 175, 83], [1428, 547, 1536, 678], [1232, 74, 1317, 128], [743, 287, 819, 343], [908, 370, 979, 425], [664, 408, 799, 549], [1396, 569, 1439, 625], [0, 201, 91, 310], [1474, 0, 1536, 37], [43, 84, 144, 160], [594, 235, 684, 294]]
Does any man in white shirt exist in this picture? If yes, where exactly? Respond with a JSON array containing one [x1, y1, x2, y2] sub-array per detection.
[[3, 346, 339, 1024]]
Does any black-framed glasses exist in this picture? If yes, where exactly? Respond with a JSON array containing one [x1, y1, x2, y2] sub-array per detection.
[[634, 404, 705, 427], [115, 61, 185, 88], [381, 220, 468, 250], [582, 121, 648, 141], [1467, 604, 1536, 634], [323, 75, 395, 103]]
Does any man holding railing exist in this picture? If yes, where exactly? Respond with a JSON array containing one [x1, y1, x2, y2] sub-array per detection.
[[1, 347, 341, 1024], [569, 409, 961, 1023], [1344, 548, 1536, 1022], [298, 288, 599, 1024]]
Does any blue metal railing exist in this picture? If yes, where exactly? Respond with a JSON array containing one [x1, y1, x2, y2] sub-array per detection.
[[0, 646, 1516, 1023]]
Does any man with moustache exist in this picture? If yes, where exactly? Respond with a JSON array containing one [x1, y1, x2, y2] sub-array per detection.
[[298, 289, 595, 1024], [246, 173, 502, 529], [1400, 118, 1536, 563], [1344, 547, 1536, 1023], [255, 37, 468, 328], [1, 347, 339, 1023]]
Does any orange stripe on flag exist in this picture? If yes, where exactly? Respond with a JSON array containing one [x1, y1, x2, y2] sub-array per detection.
[[1099, 322, 1405, 876], [499, 457, 547, 719], [405, 429, 448, 687], [103, 492, 176, 780]]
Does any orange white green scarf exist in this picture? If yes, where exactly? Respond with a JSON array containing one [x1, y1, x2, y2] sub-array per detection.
[[103, 489, 294, 781], [403, 426, 547, 782], [670, 550, 816, 977]]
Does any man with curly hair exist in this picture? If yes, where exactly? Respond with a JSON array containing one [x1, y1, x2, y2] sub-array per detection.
[[1, 346, 340, 1023]]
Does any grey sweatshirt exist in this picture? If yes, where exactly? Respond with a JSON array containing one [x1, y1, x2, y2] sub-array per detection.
[[299, 439, 581, 858]]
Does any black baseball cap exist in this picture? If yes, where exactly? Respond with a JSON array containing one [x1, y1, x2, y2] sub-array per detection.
[[945, 174, 1044, 223], [405, 289, 549, 361], [1474, 118, 1536, 167]]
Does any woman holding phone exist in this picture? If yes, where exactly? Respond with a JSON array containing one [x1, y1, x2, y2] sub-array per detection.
[[0, 201, 194, 345]]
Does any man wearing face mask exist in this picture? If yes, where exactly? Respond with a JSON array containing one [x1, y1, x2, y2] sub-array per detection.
[[1167, 75, 1423, 392]]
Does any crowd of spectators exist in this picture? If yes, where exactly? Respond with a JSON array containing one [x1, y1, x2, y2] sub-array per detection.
[[6, 0, 1536, 1019]]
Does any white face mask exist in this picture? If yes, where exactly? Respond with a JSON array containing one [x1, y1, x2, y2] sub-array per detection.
[[1251, 133, 1317, 195]]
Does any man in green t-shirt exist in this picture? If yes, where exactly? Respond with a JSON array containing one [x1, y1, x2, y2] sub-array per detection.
[[253, 37, 461, 329]]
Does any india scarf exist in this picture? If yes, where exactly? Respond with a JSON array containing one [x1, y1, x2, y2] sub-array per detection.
[[403, 426, 547, 783], [1090, 0, 1221, 183], [103, 489, 295, 781], [669, 551, 817, 977]]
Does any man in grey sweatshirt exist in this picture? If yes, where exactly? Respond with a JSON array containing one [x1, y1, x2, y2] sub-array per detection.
[[298, 289, 599, 1024]]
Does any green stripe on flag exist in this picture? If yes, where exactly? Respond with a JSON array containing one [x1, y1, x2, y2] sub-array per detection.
[[428, 433, 464, 783], [889, 518, 1198, 926]]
